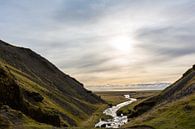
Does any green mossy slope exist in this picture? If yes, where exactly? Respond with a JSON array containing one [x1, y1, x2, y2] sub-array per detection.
[[125, 65, 195, 129], [0, 40, 104, 128]]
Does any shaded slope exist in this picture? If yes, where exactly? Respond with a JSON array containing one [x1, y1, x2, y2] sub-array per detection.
[[0, 67, 61, 127], [125, 65, 195, 129], [131, 65, 195, 117], [126, 93, 195, 129], [0, 40, 104, 127], [0, 40, 101, 104]]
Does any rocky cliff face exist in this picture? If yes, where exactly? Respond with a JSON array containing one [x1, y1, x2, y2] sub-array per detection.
[[0, 40, 104, 128]]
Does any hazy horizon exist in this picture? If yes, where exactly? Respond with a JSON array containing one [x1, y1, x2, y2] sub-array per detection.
[[86, 82, 170, 92], [0, 0, 195, 87]]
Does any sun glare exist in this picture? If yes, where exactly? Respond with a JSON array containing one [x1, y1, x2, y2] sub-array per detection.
[[110, 35, 133, 54]]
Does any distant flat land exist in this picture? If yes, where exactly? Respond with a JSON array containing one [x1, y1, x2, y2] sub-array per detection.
[[95, 90, 160, 105]]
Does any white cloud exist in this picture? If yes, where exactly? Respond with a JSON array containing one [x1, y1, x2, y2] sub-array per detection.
[[0, 0, 194, 86]]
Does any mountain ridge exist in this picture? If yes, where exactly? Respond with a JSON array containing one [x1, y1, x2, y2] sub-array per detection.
[[125, 64, 195, 129], [0, 39, 104, 128]]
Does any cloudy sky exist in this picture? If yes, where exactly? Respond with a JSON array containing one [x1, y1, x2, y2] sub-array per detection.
[[0, 0, 195, 87]]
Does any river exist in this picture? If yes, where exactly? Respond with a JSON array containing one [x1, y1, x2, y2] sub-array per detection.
[[95, 95, 137, 128]]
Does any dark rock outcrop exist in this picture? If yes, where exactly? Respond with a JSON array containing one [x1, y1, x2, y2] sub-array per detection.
[[24, 90, 44, 102], [0, 67, 23, 109], [0, 67, 62, 127]]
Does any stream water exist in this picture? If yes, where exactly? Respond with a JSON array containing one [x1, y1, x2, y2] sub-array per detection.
[[95, 95, 137, 128]]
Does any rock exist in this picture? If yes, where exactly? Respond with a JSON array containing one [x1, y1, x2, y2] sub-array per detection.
[[193, 64, 195, 70], [0, 68, 23, 109], [24, 91, 44, 102], [101, 124, 106, 128], [183, 104, 192, 112], [86, 90, 92, 94], [108, 103, 113, 107]]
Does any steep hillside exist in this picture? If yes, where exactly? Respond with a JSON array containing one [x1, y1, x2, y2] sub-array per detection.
[[0, 40, 104, 128], [125, 65, 195, 129]]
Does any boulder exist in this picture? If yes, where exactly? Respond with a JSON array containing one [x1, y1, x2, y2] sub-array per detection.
[[24, 91, 44, 102], [0, 68, 23, 109]]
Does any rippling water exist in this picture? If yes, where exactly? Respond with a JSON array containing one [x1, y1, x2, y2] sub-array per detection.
[[95, 95, 137, 128]]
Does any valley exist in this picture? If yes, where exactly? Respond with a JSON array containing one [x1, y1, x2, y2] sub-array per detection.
[[0, 40, 194, 129], [94, 91, 159, 128], [1, 1, 195, 128]]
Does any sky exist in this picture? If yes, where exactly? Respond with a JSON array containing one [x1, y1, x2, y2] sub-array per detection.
[[0, 0, 195, 88]]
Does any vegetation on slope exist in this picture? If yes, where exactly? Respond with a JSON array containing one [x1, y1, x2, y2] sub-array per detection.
[[125, 93, 195, 129], [0, 40, 105, 128], [124, 65, 195, 129], [116, 91, 160, 117]]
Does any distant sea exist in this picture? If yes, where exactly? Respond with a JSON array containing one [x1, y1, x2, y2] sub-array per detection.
[[86, 83, 170, 92]]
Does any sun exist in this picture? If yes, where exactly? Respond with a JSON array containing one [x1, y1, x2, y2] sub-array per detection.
[[110, 35, 132, 54]]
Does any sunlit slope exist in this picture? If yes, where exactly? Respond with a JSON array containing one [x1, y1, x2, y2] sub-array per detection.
[[0, 40, 104, 128], [125, 65, 195, 129]]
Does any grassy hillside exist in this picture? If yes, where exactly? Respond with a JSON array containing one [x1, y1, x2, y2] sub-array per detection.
[[116, 91, 159, 117], [125, 93, 195, 129], [0, 40, 105, 128], [124, 65, 195, 129]]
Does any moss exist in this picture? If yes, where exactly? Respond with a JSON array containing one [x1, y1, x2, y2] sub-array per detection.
[[0, 60, 105, 128], [0, 115, 12, 129], [79, 104, 107, 128], [125, 93, 195, 129], [22, 101, 63, 127]]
